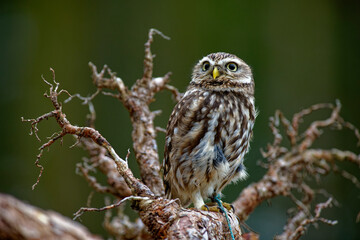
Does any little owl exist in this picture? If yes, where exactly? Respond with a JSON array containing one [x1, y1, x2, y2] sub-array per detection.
[[163, 52, 256, 210]]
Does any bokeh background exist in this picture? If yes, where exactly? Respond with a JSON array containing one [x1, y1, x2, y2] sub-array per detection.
[[1, 1, 359, 239]]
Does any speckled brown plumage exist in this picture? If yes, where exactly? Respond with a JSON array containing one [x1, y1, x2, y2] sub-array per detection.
[[163, 52, 256, 209]]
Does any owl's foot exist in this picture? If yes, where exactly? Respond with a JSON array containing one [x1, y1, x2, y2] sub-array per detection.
[[200, 202, 219, 212], [221, 202, 234, 212], [200, 201, 234, 213]]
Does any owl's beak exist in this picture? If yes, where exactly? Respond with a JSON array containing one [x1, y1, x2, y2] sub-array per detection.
[[212, 67, 220, 79]]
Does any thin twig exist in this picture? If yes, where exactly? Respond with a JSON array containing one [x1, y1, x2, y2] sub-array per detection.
[[73, 196, 151, 220]]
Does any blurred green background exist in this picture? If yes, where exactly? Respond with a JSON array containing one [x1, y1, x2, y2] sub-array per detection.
[[1, 0, 359, 239]]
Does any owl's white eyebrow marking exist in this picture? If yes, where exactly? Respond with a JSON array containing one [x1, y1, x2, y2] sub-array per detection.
[[198, 57, 215, 66], [218, 59, 243, 66]]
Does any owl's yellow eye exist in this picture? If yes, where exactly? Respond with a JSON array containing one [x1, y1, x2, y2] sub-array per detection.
[[202, 61, 210, 71], [226, 62, 238, 72]]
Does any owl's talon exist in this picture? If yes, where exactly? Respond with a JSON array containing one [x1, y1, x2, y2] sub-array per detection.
[[221, 202, 233, 212], [203, 201, 234, 212], [200, 201, 234, 213], [217, 205, 225, 214], [200, 204, 210, 211], [201, 204, 221, 212]]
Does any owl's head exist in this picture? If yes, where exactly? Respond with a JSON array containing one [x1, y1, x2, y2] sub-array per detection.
[[190, 52, 254, 93]]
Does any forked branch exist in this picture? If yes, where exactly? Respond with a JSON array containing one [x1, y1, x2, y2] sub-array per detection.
[[233, 100, 360, 239]]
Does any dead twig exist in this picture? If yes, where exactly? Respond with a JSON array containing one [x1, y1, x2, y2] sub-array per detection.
[[275, 198, 337, 240], [73, 196, 152, 220]]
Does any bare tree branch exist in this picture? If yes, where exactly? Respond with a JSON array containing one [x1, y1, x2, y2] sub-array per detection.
[[22, 68, 152, 197], [85, 29, 172, 196], [275, 198, 337, 240], [233, 100, 360, 239]]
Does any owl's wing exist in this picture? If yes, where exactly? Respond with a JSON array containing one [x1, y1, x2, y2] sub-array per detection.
[[163, 94, 188, 195], [163, 90, 202, 196], [164, 90, 200, 160]]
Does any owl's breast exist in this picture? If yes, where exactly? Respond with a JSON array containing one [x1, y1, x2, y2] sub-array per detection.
[[165, 89, 255, 195]]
